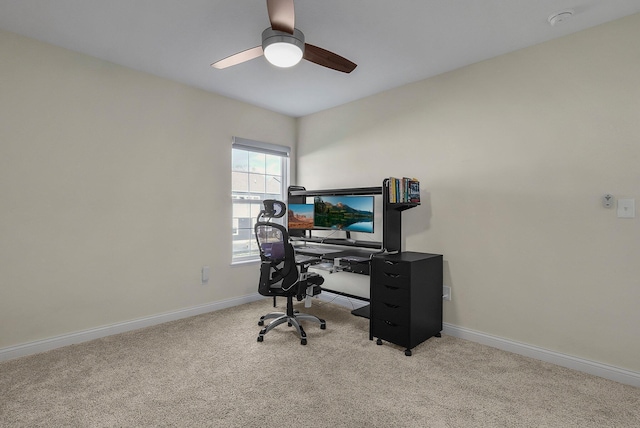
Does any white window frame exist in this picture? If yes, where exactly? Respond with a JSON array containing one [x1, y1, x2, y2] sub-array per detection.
[[231, 137, 290, 264]]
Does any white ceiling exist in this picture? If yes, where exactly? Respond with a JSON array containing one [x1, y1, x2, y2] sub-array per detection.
[[1, 1, 639, 117]]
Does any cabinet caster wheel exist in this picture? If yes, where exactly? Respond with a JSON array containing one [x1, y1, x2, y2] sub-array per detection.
[[435, 332, 441, 338], [257, 336, 263, 342], [300, 338, 307, 345], [405, 349, 412, 356], [376, 338, 383, 345], [258, 320, 264, 326]]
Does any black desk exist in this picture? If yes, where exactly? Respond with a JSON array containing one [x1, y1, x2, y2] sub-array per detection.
[[294, 244, 379, 276], [294, 244, 379, 316], [296, 244, 444, 355]]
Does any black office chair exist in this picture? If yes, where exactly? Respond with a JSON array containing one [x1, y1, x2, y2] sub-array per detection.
[[254, 200, 326, 345]]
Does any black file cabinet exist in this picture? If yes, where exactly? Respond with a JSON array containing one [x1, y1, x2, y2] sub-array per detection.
[[370, 252, 443, 356]]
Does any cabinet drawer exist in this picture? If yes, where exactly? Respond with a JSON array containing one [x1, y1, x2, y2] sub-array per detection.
[[371, 283, 409, 306], [371, 318, 409, 347], [373, 271, 411, 290], [371, 301, 409, 325], [373, 259, 411, 276]]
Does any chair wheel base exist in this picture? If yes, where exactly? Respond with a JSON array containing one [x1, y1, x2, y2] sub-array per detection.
[[256, 306, 325, 345]]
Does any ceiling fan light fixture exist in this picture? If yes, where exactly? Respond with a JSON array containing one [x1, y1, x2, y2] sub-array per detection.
[[262, 28, 305, 68]]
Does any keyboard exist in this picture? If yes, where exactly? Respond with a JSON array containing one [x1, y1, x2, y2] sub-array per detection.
[[295, 254, 321, 264], [340, 255, 371, 263], [295, 246, 328, 255]]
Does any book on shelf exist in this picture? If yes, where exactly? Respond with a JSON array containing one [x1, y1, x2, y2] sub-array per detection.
[[388, 177, 420, 204], [408, 179, 420, 203]]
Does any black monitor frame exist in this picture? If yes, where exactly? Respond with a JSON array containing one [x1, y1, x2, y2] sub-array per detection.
[[288, 180, 419, 253]]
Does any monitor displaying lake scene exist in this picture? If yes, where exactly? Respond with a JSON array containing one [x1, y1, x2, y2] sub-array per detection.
[[313, 196, 374, 233]]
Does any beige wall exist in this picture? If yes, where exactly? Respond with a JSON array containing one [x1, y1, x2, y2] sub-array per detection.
[[2, 13, 639, 375], [297, 14, 640, 372], [0, 30, 295, 348]]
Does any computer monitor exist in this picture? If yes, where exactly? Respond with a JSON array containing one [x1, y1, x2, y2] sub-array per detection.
[[287, 203, 315, 230], [313, 196, 374, 233]]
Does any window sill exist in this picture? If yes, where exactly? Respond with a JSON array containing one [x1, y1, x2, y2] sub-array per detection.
[[231, 258, 260, 267]]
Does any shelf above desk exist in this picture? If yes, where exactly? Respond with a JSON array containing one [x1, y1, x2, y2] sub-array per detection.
[[289, 186, 382, 197]]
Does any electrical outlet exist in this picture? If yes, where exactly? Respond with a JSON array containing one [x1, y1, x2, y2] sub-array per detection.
[[443, 285, 451, 301], [201, 266, 210, 284]]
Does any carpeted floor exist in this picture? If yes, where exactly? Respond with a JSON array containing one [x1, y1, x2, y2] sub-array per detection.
[[1, 299, 639, 427]]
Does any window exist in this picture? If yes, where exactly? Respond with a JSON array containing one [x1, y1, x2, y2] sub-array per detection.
[[231, 137, 290, 263]]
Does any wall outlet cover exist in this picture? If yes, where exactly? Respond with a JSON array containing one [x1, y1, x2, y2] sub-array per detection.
[[617, 199, 635, 218], [201, 266, 210, 284], [443, 285, 451, 301]]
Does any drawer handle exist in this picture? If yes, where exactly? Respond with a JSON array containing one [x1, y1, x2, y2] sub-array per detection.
[[384, 320, 398, 327], [384, 260, 398, 265], [384, 303, 400, 309], [384, 273, 400, 278], [384, 285, 399, 291]]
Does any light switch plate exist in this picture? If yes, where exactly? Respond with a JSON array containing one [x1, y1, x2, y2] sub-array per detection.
[[617, 199, 635, 218], [202, 266, 210, 284]]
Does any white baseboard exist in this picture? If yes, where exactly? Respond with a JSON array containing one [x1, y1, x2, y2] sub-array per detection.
[[443, 323, 640, 388], [4, 294, 639, 388], [0, 293, 263, 362], [325, 295, 639, 387]]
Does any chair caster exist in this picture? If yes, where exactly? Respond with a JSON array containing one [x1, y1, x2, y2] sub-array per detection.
[[376, 338, 383, 345], [300, 338, 307, 345], [258, 320, 264, 326], [404, 349, 412, 356], [320, 323, 326, 330], [257, 336, 264, 342], [288, 322, 292, 327]]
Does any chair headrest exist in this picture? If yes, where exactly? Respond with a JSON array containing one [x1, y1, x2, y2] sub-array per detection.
[[262, 200, 286, 219]]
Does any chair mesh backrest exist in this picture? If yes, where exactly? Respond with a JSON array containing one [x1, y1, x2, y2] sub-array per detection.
[[255, 222, 298, 295]]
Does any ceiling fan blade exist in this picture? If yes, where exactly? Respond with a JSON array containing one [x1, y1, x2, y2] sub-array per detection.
[[267, 0, 295, 34], [211, 46, 264, 69], [303, 44, 357, 73]]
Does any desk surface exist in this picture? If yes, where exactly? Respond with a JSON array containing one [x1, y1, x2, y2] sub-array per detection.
[[290, 236, 382, 249], [294, 243, 378, 301], [294, 244, 380, 261]]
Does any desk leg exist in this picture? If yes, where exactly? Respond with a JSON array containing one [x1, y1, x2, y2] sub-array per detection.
[[351, 304, 370, 319]]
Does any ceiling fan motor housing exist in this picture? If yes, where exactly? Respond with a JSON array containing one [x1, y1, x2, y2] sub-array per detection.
[[262, 28, 305, 67]]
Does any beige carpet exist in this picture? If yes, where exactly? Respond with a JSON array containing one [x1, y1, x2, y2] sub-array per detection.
[[1, 299, 638, 427]]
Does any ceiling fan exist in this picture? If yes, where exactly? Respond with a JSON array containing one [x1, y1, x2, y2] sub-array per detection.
[[211, 0, 357, 73]]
